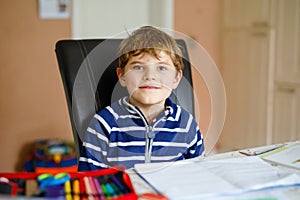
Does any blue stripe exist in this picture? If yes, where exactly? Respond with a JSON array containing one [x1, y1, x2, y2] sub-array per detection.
[[109, 131, 146, 143]]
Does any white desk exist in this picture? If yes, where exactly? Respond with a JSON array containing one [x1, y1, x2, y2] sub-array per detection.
[[128, 141, 300, 199]]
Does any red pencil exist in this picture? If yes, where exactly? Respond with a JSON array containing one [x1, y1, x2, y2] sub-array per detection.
[[79, 177, 88, 200]]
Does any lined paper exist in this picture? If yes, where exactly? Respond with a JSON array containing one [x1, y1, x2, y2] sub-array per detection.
[[134, 157, 300, 199]]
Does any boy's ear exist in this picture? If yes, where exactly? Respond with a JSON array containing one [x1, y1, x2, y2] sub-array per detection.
[[172, 70, 183, 89], [116, 68, 126, 87]]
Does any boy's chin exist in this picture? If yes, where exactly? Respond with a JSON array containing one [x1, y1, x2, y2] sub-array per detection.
[[129, 95, 169, 107]]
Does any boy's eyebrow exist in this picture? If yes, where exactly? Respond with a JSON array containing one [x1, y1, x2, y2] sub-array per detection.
[[128, 60, 172, 66], [157, 61, 172, 65], [128, 61, 144, 65]]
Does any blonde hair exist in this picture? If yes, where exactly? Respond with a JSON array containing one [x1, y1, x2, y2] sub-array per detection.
[[117, 26, 183, 72]]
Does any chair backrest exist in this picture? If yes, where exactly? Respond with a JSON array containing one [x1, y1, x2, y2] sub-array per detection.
[[55, 39, 194, 159]]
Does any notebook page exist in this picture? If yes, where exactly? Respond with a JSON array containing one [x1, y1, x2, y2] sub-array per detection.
[[135, 160, 238, 199], [134, 156, 300, 199]]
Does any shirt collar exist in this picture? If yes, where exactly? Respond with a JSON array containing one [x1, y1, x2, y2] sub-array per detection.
[[120, 96, 176, 118]]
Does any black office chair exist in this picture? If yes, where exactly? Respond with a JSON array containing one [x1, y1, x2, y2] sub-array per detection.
[[55, 39, 194, 160]]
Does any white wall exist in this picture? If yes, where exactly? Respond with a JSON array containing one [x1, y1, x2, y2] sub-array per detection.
[[72, 0, 173, 38]]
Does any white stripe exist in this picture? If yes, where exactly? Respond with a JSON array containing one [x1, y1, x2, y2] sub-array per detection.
[[167, 106, 173, 115], [119, 114, 140, 119], [127, 109, 136, 114], [152, 142, 188, 147], [118, 98, 122, 105], [87, 127, 108, 143], [107, 106, 140, 119], [108, 141, 188, 148], [94, 126, 146, 134], [94, 114, 112, 132], [154, 114, 193, 133], [107, 106, 119, 119], [109, 141, 145, 147], [187, 133, 198, 149], [79, 157, 108, 168], [122, 98, 137, 114], [167, 106, 181, 121], [197, 138, 203, 146], [154, 127, 188, 132], [83, 142, 107, 156], [115, 126, 146, 132], [189, 149, 196, 154], [94, 114, 144, 133]]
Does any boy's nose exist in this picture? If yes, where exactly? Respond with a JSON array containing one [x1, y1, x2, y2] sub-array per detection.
[[143, 69, 157, 80]]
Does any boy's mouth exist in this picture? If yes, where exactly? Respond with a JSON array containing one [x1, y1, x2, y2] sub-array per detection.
[[139, 85, 160, 89], [139, 83, 161, 89]]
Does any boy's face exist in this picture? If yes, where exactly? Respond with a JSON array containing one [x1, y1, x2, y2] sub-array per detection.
[[117, 51, 182, 109]]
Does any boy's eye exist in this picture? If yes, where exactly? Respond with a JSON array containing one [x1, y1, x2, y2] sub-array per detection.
[[158, 66, 168, 71], [133, 65, 143, 70]]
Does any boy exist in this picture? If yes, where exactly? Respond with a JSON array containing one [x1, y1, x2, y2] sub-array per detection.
[[78, 26, 204, 171]]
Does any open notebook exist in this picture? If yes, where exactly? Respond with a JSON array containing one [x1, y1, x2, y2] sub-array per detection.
[[134, 156, 300, 200]]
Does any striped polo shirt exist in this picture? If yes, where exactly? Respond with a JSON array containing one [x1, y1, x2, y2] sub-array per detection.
[[78, 97, 204, 171]]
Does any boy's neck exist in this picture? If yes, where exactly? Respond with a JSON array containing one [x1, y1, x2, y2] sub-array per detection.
[[142, 106, 164, 123], [130, 100, 165, 123]]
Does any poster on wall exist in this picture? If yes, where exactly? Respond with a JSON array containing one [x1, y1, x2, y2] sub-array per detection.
[[38, 0, 70, 19]]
